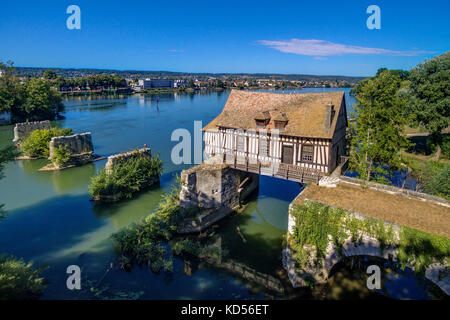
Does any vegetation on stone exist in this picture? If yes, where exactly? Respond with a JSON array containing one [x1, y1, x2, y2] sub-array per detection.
[[51, 145, 72, 167], [89, 153, 163, 201], [21, 127, 73, 158], [290, 201, 450, 273], [112, 182, 220, 273]]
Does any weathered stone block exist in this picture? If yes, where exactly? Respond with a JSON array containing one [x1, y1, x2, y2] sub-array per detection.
[[49, 132, 94, 160], [105, 147, 151, 174], [13, 120, 51, 142]]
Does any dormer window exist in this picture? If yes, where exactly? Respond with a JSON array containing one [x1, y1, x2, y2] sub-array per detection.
[[254, 111, 271, 128], [272, 112, 288, 130]]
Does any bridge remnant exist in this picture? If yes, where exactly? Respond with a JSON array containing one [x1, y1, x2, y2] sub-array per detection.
[[105, 147, 152, 174], [178, 157, 259, 233], [48, 132, 94, 163], [283, 180, 450, 295], [13, 120, 51, 143]]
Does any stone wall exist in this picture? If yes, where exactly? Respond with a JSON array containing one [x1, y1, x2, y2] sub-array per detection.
[[180, 163, 240, 210], [49, 132, 94, 160], [339, 175, 450, 208], [105, 147, 151, 174], [13, 120, 51, 142], [283, 199, 450, 295]]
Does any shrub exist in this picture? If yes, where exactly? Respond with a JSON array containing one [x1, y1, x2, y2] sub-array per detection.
[[51, 145, 71, 167], [0, 255, 47, 300], [89, 153, 163, 200], [21, 127, 72, 158], [405, 155, 450, 200]]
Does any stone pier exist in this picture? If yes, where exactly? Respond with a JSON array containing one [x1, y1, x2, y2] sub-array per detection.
[[13, 120, 51, 143], [39, 132, 102, 171], [178, 158, 259, 233], [105, 147, 151, 174]]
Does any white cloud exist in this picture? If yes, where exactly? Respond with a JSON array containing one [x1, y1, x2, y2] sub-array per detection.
[[258, 39, 432, 57]]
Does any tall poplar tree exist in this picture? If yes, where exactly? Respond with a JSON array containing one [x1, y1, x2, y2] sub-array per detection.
[[349, 70, 409, 182]]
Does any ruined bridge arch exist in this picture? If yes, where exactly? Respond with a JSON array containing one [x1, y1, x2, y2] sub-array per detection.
[[283, 199, 450, 296]]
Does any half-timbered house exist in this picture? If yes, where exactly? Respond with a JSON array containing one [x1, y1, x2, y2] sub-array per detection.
[[203, 90, 347, 182]]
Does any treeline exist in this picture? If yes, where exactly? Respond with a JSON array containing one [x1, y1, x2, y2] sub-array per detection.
[[13, 66, 365, 83], [349, 51, 449, 186], [42, 70, 127, 91], [0, 62, 63, 123]]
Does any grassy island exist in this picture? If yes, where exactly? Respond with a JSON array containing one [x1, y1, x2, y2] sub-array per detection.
[[89, 153, 163, 202]]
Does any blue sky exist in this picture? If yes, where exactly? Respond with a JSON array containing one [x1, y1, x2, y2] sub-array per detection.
[[0, 0, 448, 76]]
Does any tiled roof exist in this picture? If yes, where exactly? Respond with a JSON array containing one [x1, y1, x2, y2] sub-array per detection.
[[203, 90, 346, 139]]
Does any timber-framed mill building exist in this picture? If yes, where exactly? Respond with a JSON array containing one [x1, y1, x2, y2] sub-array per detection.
[[203, 90, 347, 182]]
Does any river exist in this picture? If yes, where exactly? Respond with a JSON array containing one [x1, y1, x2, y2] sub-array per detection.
[[0, 88, 444, 299]]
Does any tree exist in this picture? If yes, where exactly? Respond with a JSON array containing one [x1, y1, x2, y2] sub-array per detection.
[[406, 52, 450, 153], [0, 61, 24, 114], [43, 70, 57, 80], [10, 78, 63, 122], [349, 70, 410, 182]]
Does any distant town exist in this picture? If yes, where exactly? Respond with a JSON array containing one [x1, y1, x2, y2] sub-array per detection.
[[11, 67, 364, 94]]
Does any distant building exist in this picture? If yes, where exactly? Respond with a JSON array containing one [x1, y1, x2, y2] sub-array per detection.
[[138, 78, 174, 89], [174, 79, 189, 88]]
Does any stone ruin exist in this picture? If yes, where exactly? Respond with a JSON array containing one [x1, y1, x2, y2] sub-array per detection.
[[178, 157, 259, 233], [93, 147, 159, 202], [48, 132, 94, 165], [13, 120, 51, 143], [105, 147, 151, 174]]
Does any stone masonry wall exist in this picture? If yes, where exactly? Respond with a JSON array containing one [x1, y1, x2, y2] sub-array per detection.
[[283, 198, 450, 295], [13, 120, 51, 142], [49, 132, 94, 160], [180, 163, 240, 210], [105, 147, 152, 174]]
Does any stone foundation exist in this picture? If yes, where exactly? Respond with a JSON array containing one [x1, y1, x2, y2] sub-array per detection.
[[178, 159, 259, 233], [283, 198, 450, 295], [105, 147, 151, 174], [13, 120, 51, 142], [92, 147, 159, 202]]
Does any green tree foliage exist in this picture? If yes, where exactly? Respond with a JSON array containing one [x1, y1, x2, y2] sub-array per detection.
[[21, 127, 73, 158], [349, 70, 410, 181], [0, 61, 24, 114], [57, 74, 127, 91], [0, 61, 64, 122], [42, 70, 57, 80], [89, 153, 163, 200], [16, 78, 64, 122], [0, 146, 17, 219], [0, 255, 47, 300], [406, 52, 450, 148], [51, 145, 71, 167]]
